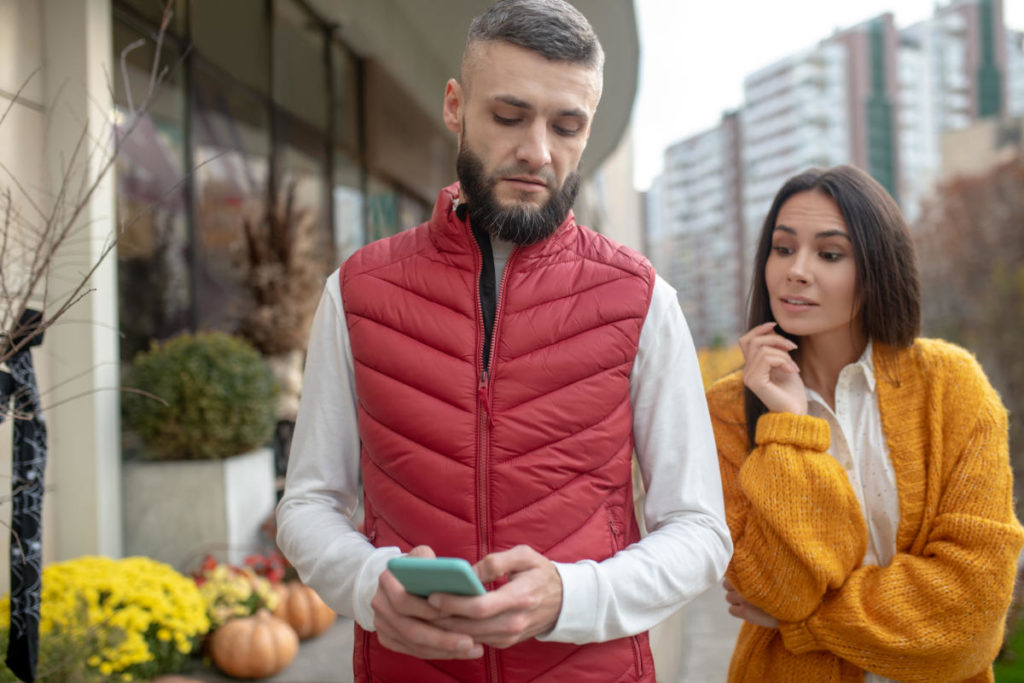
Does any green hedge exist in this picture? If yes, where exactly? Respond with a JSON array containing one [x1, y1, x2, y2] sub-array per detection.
[[122, 332, 277, 460]]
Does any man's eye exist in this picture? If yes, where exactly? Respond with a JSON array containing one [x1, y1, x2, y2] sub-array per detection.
[[494, 115, 519, 125], [554, 125, 581, 136]]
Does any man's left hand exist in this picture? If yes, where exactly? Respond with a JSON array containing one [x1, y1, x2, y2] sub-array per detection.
[[428, 545, 563, 649]]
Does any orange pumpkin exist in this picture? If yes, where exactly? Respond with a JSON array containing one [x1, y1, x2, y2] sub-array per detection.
[[208, 610, 298, 679], [272, 580, 336, 639]]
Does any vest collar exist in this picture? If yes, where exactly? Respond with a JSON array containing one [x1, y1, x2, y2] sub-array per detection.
[[428, 181, 580, 258]]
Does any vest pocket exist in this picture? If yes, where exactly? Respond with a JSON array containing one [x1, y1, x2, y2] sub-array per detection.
[[605, 504, 644, 678], [605, 503, 623, 555]]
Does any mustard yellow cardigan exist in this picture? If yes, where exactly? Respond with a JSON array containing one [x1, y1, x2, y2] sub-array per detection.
[[706, 339, 1024, 683]]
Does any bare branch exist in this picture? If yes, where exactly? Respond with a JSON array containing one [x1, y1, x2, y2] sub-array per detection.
[[0, 66, 42, 130]]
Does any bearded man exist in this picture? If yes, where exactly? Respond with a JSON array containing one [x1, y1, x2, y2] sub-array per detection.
[[276, 1, 732, 680]]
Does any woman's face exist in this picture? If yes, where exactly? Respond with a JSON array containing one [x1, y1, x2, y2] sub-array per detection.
[[765, 191, 859, 342]]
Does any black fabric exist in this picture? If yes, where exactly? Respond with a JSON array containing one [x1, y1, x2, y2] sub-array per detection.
[[470, 221, 497, 372], [2, 309, 46, 683]]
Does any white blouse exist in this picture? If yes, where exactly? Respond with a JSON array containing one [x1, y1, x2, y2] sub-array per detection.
[[805, 341, 900, 683]]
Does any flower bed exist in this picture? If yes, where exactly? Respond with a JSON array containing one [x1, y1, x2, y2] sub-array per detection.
[[0, 556, 209, 682]]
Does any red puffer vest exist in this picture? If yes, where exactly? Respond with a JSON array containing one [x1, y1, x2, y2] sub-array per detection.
[[341, 183, 657, 682]]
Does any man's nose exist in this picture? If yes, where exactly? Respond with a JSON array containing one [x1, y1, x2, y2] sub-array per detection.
[[516, 121, 552, 169]]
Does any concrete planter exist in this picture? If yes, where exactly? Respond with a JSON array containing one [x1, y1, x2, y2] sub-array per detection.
[[122, 447, 275, 571]]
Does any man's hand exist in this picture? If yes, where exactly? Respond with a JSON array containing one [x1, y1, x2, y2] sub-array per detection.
[[429, 545, 563, 649], [371, 545, 483, 659], [723, 578, 779, 629]]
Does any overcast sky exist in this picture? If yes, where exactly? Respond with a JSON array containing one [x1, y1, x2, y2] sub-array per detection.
[[631, 0, 1024, 191]]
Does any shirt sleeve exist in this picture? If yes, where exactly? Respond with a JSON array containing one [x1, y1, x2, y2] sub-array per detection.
[[540, 274, 734, 643], [275, 271, 401, 632]]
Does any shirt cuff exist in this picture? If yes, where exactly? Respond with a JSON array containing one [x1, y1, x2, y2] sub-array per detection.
[[353, 545, 402, 631], [755, 412, 830, 451], [779, 618, 819, 654], [535, 560, 599, 644]]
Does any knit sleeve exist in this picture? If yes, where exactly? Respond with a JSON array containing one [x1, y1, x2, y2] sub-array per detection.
[[708, 377, 868, 622], [777, 384, 1024, 682]]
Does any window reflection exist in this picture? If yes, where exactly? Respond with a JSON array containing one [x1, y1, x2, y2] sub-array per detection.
[[113, 17, 190, 361], [191, 61, 271, 332]]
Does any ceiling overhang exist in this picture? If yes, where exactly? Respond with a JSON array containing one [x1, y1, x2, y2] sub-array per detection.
[[305, 0, 639, 177]]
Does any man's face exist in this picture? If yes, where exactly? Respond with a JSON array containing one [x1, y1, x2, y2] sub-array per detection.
[[443, 41, 602, 243]]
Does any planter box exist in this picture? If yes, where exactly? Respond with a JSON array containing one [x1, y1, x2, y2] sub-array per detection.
[[122, 447, 275, 571]]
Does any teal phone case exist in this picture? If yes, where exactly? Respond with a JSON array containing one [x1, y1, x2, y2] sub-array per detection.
[[387, 556, 486, 597]]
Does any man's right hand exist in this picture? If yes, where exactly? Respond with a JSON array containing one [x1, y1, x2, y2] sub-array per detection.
[[371, 545, 484, 659]]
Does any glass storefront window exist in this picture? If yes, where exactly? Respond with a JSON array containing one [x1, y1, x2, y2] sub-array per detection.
[[273, 0, 328, 131], [115, 0, 187, 37], [191, 60, 271, 332], [113, 16, 190, 361], [331, 42, 360, 153], [366, 175, 429, 243], [190, 0, 270, 96], [333, 148, 364, 263]]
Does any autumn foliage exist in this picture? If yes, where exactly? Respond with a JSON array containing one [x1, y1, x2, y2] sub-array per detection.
[[913, 153, 1024, 508]]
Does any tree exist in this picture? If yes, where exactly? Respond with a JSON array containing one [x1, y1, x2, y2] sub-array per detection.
[[914, 153, 1024, 508]]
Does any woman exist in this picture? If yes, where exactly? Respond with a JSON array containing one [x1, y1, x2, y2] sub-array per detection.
[[707, 165, 1024, 682]]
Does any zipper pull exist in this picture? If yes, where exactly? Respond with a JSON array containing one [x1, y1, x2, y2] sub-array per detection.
[[478, 370, 494, 426]]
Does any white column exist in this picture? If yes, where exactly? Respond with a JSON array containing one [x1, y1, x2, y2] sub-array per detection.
[[40, 0, 122, 562]]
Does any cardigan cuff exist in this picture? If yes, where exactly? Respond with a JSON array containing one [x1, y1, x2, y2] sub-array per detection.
[[779, 619, 819, 654], [755, 413, 830, 451]]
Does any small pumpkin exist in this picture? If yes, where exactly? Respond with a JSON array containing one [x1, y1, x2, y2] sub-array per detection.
[[273, 580, 337, 639], [208, 610, 298, 679]]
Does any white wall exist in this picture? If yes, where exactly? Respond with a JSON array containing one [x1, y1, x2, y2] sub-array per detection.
[[0, 0, 50, 594], [0, 0, 122, 593]]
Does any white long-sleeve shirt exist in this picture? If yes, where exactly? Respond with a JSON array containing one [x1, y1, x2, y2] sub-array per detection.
[[276, 252, 732, 644]]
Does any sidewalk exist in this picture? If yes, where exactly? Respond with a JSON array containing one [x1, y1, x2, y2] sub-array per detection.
[[181, 587, 739, 682], [183, 617, 355, 683]]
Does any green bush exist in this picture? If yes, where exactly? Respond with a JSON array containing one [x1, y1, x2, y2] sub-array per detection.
[[122, 332, 277, 460]]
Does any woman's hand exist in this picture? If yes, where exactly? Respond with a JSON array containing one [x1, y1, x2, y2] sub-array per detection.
[[739, 322, 807, 415], [723, 578, 778, 629]]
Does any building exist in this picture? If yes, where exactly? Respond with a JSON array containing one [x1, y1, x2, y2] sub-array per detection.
[[649, 0, 1014, 349], [0, 0, 639, 587], [1007, 28, 1024, 116], [898, 0, 1010, 221], [654, 113, 744, 348]]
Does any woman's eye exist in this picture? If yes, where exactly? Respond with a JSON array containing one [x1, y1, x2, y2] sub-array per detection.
[[771, 245, 792, 255], [820, 251, 842, 262]]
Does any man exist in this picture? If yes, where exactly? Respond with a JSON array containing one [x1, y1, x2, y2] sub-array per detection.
[[276, 1, 731, 680]]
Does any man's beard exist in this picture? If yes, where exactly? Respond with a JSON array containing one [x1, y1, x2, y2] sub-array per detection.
[[456, 143, 580, 246]]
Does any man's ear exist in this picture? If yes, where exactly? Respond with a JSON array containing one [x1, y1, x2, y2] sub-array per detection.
[[443, 79, 463, 135]]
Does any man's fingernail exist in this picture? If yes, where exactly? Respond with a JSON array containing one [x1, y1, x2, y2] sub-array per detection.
[[468, 645, 484, 658], [457, 638, 473, 651], [428, 595, 441, 608]]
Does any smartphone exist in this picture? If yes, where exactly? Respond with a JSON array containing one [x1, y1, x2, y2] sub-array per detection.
[[387, 556, 487, 597]]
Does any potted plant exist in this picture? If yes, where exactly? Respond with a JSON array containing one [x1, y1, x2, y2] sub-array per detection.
[[121, 332, 278, 570], [236, 181, 333, 478]]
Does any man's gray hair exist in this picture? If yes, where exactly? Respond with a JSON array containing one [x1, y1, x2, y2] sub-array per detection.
[[466, 0, 604, 71]]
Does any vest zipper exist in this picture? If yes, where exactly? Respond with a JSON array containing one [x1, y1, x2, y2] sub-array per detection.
[[471, 225, 517, 683]]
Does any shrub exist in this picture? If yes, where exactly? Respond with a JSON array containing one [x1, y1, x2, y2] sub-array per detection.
[[0, 556, 210, 682], [122, 332, 277, 460]]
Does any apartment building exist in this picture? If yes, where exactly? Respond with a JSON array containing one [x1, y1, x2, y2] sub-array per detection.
[[650, 0, 1014, 348]]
